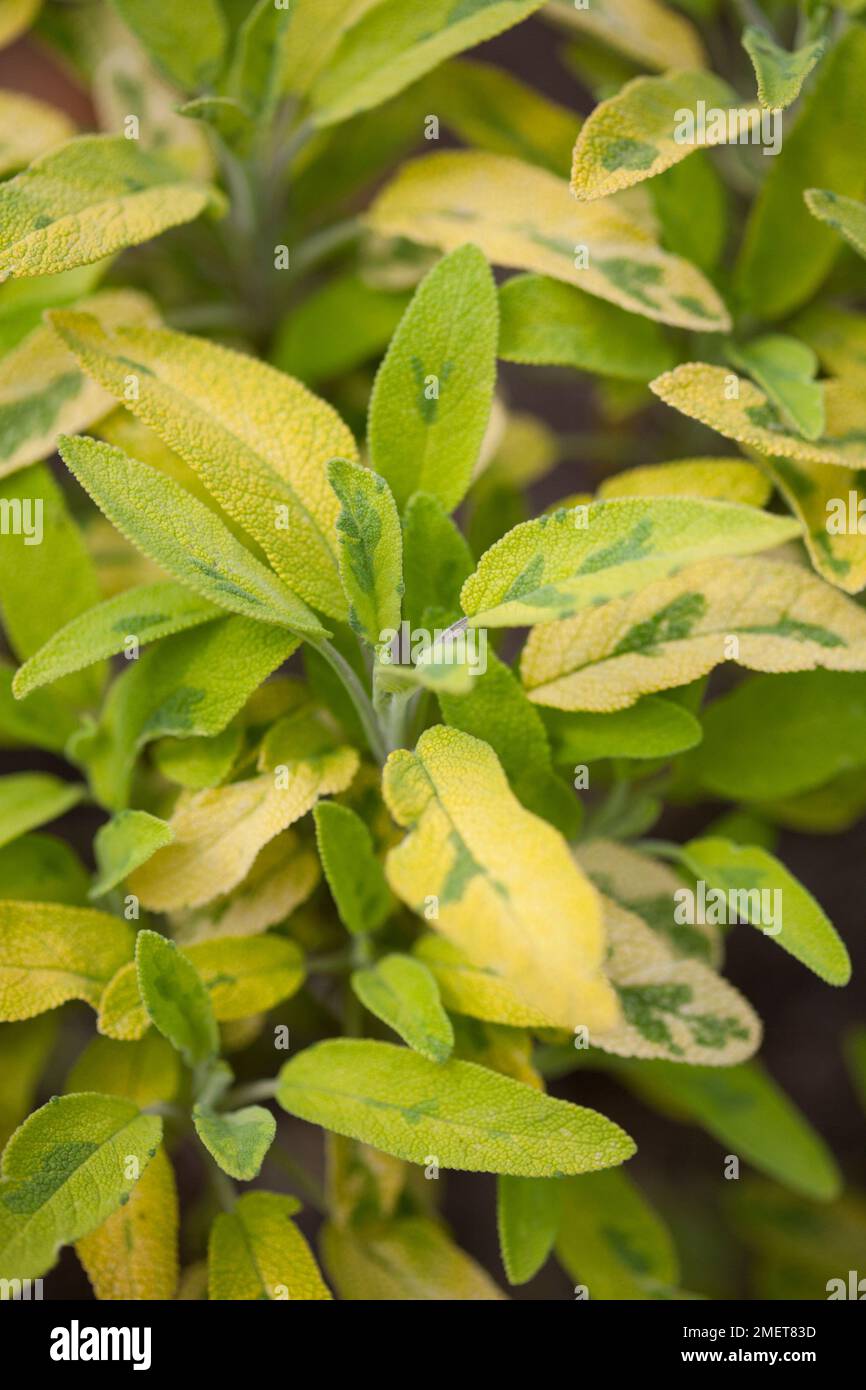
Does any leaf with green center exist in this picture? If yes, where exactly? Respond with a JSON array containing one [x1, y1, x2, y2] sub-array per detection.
[[0, 1092, 161, 1280], [679, 837, 851, 986], [804, 187, 866, 260], [498, 274, 677, 383], [735, 27, 866, 319], [71, 616, 298, 811], [570, 70, 755, 203], [13, 582, 220, 700], [759, 454, 866, 594], [59, 436, 325, 639], [75, 1145, 178, 1300], [743, 26, 827, 111], [91, 810, 174, 898], [193, 1105, 276, 1181], [460, 497, 798, 629], [49, 313, 357, 619], [135, 929, 218, 1066], [111, 0, 226, 91], [322, 1215, 506, 1300], [520, 557, 866, 712], [313, 801, 393, 935], [310, 0, 546, 127], [368, 151, 731, 333], [351, 954, 454, 1063], [651, 362, 866, 469], [610, 1058, 841, 1201], [726, 335, 825, 441], [208, 1191, 332, 1300], [545, 0, 704, 72], [0, 773, 82, 850], [0, 135, 221, 279], [277, 1038, 635, 1175], [66, 1033, 180, 1108], [383, 725, 618, 1032], [597, 457, 771, 507], [367, 244, 497, 514], [328, 458, 403, 646], [497, 1176, 561, 1286], [555, 1169, 679, 1300]]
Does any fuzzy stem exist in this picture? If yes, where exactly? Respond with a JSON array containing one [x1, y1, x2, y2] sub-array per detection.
[[310, 637, 388, 764]]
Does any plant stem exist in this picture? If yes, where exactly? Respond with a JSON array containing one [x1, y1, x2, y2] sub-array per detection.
[[211, 1164, 237, 1213], [289, 217, 362, 278], [223, 1078, 278, 1107], [307, 948, 356, 974], [311, 637, 388, 764]]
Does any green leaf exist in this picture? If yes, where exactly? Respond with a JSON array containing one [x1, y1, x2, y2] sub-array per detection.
[[75, 1144, 178, 1301], [277, 1038, 635, 1176], [680, 837, 851, 986], [649, 150, 728, 275], [91, 810, 175, 899], [438, 649, 580, 837], [368, 245, 497, 514], [401, 491, 474, 630], [611, 1058, 841, 1201], [804, 186, 866, 260], [461, 498, 799, 628], [0, 834, 88, 906], [50, 312, 355, 619], [313, 801, 392, 935], [498, 274, 677, 382], [742, 26, 827, 111], [351, 954, 454, 1063], [369, 150, 730, 333], [545, 0, 704, 72], [0, 1092, 162, 1280], [271, 272, 409, 387], [0, 263, 106, 357], [597, 457, 770, 507], [135, 929, 218, 1067], [193, 1105, 276, 1181], [0, 1016, 57, 1148], [0, 773, 83, 850], [0, 135, 220, 280], [497, 1175, 561, 1286], [725, 335, 825, 441], [544, 696, 702, 763], [328, 458, 403, 647], [0, 662, 78, 752], [112, 0, 227, 91], [555, 1170, 679, 1299], [735, 27, 866, 319], [680, 671, 866, 803], [153, 722, 244, 791], [208, 1191, 332, 1300], [67, 1032, 180, 1109], [322, 1214, 505, 1300], [311, 0, 546, 127], [59, 436, 325, 639], [71, 616, 298, 811], [0, 462, 103, 708], [13, 581, 220, 700]]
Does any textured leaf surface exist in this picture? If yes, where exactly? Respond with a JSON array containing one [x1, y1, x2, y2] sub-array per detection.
[[193, 1105, 275, 1180], [50, 313, 357, 618], [805, 187, 866, 260], [401, 491, 473, 629], [555, 1169, 678, 1299], [681, 837, 850, 986], [175, 829, 320, 943], [60, 435, 324, 638], [98, 935, 306, 1040], [461, 497, 798, 628], [0, 1093, 161, 1279], [413, 934, 550, 1028], [0, 136, 218, 279], [130, 747, 357, 910], [0, 900, 132, 1021], [75, 1145, 178, 1300], [0, 91, 73, 176], [497, 1175, 560, 1285], [136, 930, 218, 1066], [322, 1215, 506, 1300], [311, 0, 545, 126], [91, 810, 174, 898], [352, 954, 454, 1063], [743, 26, 826, 111], [597, 457, 770, 507], [614, 1058, 841, 1200], [735, 28, 866, 319], [314, 801, 393, 935], [383, 726, 618, 1031], [726, 335, 825, 442], [329, 459, 402, 645], [762, 455, 866, 593], [498, 274, 677, 382], [368, 244, 497, 513], [521, 557, 866, 711], [546, 0, 704, 71], [278, 1038, 635, 1175], [209, 1191, 331, 1300], [112, 0, 226, 90], [368, 152, 730, 332]]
